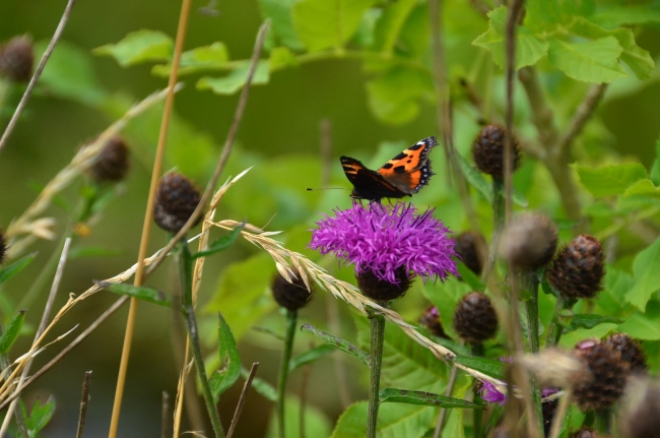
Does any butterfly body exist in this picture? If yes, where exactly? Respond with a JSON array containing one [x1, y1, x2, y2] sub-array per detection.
[[341, 136, 437, 201]]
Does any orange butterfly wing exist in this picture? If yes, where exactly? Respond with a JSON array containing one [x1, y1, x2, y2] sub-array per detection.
[[377, 136, 437, 195]]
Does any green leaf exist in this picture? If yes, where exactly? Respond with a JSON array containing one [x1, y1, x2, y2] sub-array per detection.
[[473, 6, 548, 70], [292, 0, 377, 52], [152, 42, 230, 77], [197, 61, 270, 95], [618, 312, 660, 341], [626, 237, 660, 311], [24, 397, 56, 437], [651, 139, 660, 187], [373, 0, 417, 54], [366, 66, 434, 125], [269, 46, 299, 71], [266, 396, 332, 438], [456, 263, 485, 292], [0, 310, 27, 353], [592, 5, 660, 29], [97, 281, 172, 307], [563, 314, 623, 333], [260, 0, 304, 51], [331, 401, 437, 438], [193, 222, 245, 259], [559, 323, 618, 348], [610, 28, 655, 80], [576, 162, 648, 197], [0, 253, 37, 286], [547, 36, 627, 83], [241, 367, 277, 402], [452, 356, 506, 380], [209, 313, 241, 401], [300, 323, 370, 367], [289, 344, 335, 372], [379, 388, 478, 408], [94, 30, 173, 67]]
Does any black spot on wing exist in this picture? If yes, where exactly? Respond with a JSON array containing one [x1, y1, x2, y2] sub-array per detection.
[[393, 165, 407, 174], [381, 163, 393, 170]]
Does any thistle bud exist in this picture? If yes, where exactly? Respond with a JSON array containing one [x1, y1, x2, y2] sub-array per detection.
[[153, 173, 202, 234], [605, 333, 647, 374], [472, 124, 521, 180], [271, 269, 314, 311], [619, 376, 660, 438], [86, 136, 130, 183], [0, 36, 33, 82], [498, 213, 558, 272], [356, 266, 411, 302], [455, 231, 486, 275], [573, 339, 629, 411], [419, 306, 449, 339], [548, 235, 605, 300], [453, 292, 498, 344]]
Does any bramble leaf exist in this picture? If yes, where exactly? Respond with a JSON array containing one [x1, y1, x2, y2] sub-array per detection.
[[547, 36, 627, 83], [260, 0, 305, 51], [197, 61, 270, 95], [152, 42, 229, 77], [94, 30, 172, 67], [576, 162, 648, 197], [626, 237, 660, 311]]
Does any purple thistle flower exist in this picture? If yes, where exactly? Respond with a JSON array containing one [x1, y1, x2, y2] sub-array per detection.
[[480, 381, 507, 405], [310, 202, 458, 284]]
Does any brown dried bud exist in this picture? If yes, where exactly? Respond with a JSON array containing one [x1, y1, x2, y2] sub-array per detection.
[[153, 173, 202, 234], [86, 136, 130, 183], [453, 292, 498, 344], [356, 266, 411, 302], [619, 376, 660, 438], [548, 235, 605, 300], [605, 333, 647, 374], [419, 306, 449, 339], [455, 231, 486, 275], [498, 213, 558, 271], [271, 269, 314, 311], [472, 124, 521, 180], [0, 36, 33, 82]]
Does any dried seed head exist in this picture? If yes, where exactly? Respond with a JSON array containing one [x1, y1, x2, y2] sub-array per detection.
[[472, 124, 521, 180], [605, 333, 647, 374], [356, 266, 411, 302], [548, 235, 605, 300], [0, 227, 7, 265], [453, 292, 498, 344], [573, 339, 629, 411], [271, 269, 314, 311], [86, 136, 130, 183], [419, 306, 449, 339], [498, 213, 558, 271], [455, 231, 486, 275], [0, 36, 33, 82], [518, 348, 592, 389], [153, 173, 202, 234], [619, 376, 660, 438]]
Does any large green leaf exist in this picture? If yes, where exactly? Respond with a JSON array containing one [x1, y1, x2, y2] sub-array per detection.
[[618, 311, 660, 341], [626, 237, 660, 311], [197, 61, 270, 95], [575, 162, 648, 197], [592, 5, 660, 29], [0, 310, 27, 353], [331, 401, 436, 438], [473, 6, 548, 70], [452, 356, 506, 380], [152, 42, 230, 77], [372, 0, 417, 54], [559, 323, 618, 348], [366, 66, 434, 125], [525, 0, 595, 32], [260, 0, 304, 51], [94, 30, 173, 67], [595, 267, 632, 315], [292, 0, 377, 52], [547, 36, 627, 83], [209, 314, 241, 402]]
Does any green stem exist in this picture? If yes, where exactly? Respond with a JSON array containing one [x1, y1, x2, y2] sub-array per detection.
[[366, 314, 385, 438], [492, 178, 505, 232], [471, 343, 485, 438], [0, 323, 30, 438], [277, 309, 298, 438], [545, 295, 575, 347], [523, 272, 540, 353], [176, 240, 225, 438], [595, 408, 611, 434]]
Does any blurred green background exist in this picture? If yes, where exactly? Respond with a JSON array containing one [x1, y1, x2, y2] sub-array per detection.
[[1, 0, 660, 437]]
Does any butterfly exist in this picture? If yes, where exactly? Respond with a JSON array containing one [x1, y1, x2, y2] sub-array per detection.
[[340, 136, 438, 202]]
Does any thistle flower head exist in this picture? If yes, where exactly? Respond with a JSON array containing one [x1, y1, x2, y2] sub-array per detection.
[[480, 381, 507, 405], [310, 202, 458, 285]]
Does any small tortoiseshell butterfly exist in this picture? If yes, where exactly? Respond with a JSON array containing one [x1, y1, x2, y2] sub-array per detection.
[[341, 136, 438, 202]]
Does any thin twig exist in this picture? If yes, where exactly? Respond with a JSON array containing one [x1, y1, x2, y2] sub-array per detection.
[[107, 0, 193, 434], [557, 83, 608, 156], [433, 365, 459, 438], [0, 0, 77, 154], [227, 363, 259, 438], [75, 371, 93, 438], [161, 391, 170, 438]]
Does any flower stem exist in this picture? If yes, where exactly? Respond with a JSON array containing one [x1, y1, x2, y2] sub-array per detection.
[[471, 343, 485, 438], [523, 272, 540, 353], [545, 295, 575, 347], [492, 178, 506, 232], [366, 313, 385, 438], [277, 309, 298, 438], [177, 240, 225, 438]]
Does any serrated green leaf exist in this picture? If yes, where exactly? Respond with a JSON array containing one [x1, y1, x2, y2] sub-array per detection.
[[289, 344, 335, 372], [292, 0, 377, 52], [98, 281, 172, 307], [626, 237, 660, 311], [25, 397, 56, 437], [331, 401, 437, 438], [576, 162, 648, 197], [592, 5, 660, 29], [0, 310, 27, 353], [0, 253, 37, 286], [300, 324, 370, 367], [473, 6, 548, 70], [152, 42, 229, 77], [373, 0, 417, 54], [525, 0, 563, 32], [94, 30, 173, 67], [453, 356, 506, 380], [260, 0, 304, 51], [618, 312, 660, 341], [379, 388, 478, 408], [563, 314, 623, 333], [209, 313, 241, 401], [197, 61, 270, 95], [623, 179, 660, 200], [366, 66, 433, 125], [193, 222, 245, 259], [547, 36, 627, 83], [651, 139, 660, 187], [241, 367, 277, 401]]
